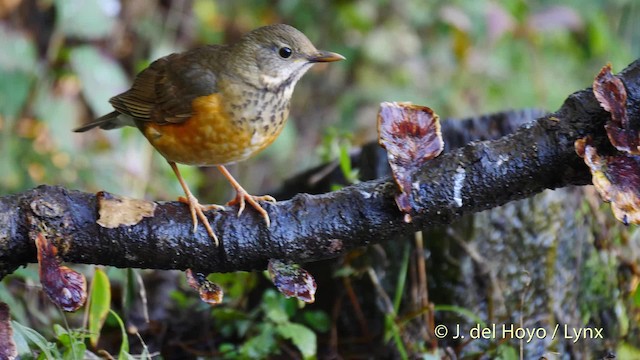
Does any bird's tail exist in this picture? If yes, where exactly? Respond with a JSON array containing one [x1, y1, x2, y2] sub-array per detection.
[[73, 111, 133, 132]]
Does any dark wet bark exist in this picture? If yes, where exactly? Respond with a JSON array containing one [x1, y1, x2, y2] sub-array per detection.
[[0, 59, 639, 280], [274, 108, 548, 198]]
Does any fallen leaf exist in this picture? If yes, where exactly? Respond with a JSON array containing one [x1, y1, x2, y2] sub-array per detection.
[[185, 269, 223, 305], [36, 233, 87, 311], [96, 191, 157, 228], [377, 102, 444, 222], [593, 63, 640, 154], [576, 138, 640, 225], [268, 259, 316, 303]]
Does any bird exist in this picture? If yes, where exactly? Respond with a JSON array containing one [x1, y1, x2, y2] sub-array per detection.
[[74, 24, 344, 245]]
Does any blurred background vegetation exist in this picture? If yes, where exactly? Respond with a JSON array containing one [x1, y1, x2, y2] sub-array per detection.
[[0, 0, 639, 358]]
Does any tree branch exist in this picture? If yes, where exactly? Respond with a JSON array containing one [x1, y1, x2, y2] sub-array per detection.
[[272, 108, 548, 199], [1, 59, 639, 279]]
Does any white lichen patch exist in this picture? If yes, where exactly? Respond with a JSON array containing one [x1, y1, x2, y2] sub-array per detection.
[[453, 166, 466, 207]]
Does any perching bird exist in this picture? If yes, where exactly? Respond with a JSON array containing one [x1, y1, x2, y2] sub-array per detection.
[[75, 24, 344, 245]]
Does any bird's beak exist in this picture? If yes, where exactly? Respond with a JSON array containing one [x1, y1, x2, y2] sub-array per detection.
[[308, 51, 345, 63]]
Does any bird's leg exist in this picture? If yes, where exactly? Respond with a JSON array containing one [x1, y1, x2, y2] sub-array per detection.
[[217, 165, 275, 227], [169, 162, 223, 246]]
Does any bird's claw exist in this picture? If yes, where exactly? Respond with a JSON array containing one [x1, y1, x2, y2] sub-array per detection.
[[227, 191, 275, 227], [178, 195, 224, 246]]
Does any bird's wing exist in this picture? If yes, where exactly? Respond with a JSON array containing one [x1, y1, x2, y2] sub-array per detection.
[[110, 45, 224, 125]]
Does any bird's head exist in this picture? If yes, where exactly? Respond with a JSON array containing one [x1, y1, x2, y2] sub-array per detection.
[[229, 24, 344, 92]]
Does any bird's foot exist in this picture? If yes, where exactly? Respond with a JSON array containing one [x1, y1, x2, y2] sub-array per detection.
[[178, 195, 225, 246], [227, 189, 276, 227]]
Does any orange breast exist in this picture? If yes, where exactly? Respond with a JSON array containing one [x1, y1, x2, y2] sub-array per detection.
[[140, 94, 281, 166]]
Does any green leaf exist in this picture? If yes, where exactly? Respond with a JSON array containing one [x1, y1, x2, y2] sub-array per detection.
[[0, 70, 33, 120], [32, 79, 83, 152], [63, 341, 86, 360], [54, 325, 87, 360], [0, 26, 37, 71], [0, 25, 35, 121], [89, 268, 111, 347], [55, 0, 117, 40], [69, 46, 129, 116], [239, 324, 277, 359], [393, 243, 411, 313], [53, 324, 71, 347], [384, 315, 408, 359], [338, 142, 353, 179], [633, 283, 640, 306], [11, 321, 59, 359], [276, 322, 317, 359], [219, 342, 240, 359], [108, 310, 133, 360], [11, 321, 30, 356], [262, 290, 290, 324], [302, 310, 330, 333]]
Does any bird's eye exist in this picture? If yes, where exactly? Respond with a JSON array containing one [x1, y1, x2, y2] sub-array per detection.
[[278, 47, 292, 58]]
